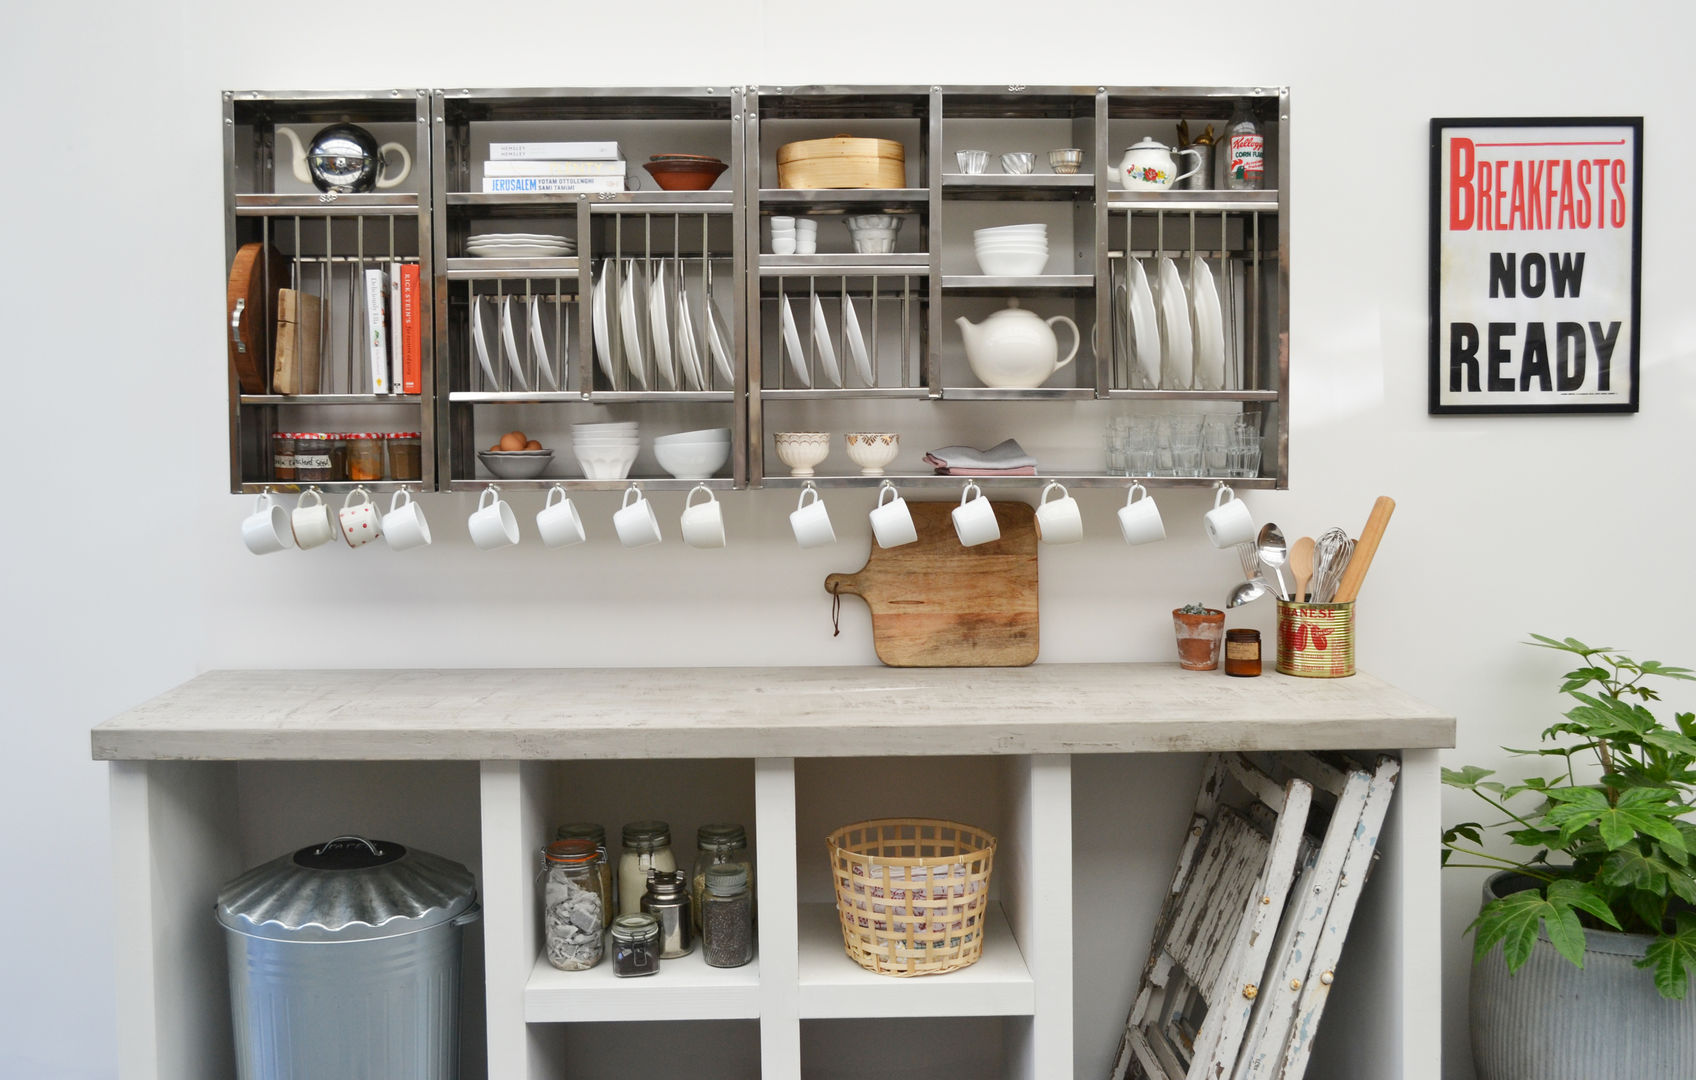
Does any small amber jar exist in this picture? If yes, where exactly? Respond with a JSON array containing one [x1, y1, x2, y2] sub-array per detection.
[[1224, 628, 1262, 677], [271, 432, 297, 481], [293, 433, 335, 482], [386, 432, 422, 481], [347, 433, 385, 482]]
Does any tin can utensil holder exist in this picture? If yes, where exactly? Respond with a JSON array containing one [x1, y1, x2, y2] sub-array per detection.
[[1276, 601, 1354, 677]]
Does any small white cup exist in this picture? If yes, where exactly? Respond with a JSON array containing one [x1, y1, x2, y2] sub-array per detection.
[[794, 235, 817, 255], [794, 217, 818, 235], [468, 486, 519, 550], [338, 487, 383, 548], [1202, 484, 1255, 548], [1034, 481, 1083, 545], [613, 484, 662, 548], [382, 490, 432, 551], [770, 216, 796, 231], [1117, 482, 1166, 545], [952, 481, 1001, 547], [680, 484, 726, 549], [790, 484, 836, 548], [289, 488, 336, 550], [536, 485, 586, 548], [772, 235, 797, 255], [869, 481, 917, 548], [242, 492, 294, 555]]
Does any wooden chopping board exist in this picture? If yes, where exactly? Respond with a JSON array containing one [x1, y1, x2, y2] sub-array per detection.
[[227, 243, 287, 394], [825, 500, 1037, 667]]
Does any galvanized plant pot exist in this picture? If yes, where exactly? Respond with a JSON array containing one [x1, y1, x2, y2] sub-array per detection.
[[1470, 872, 1696, 1079]]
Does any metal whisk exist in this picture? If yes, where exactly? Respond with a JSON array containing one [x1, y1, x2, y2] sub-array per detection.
[[1311, 527, 1354, 603]]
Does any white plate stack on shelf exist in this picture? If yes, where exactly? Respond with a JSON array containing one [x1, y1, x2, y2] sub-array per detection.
[[973, 224, 1048, 276], [571, 421, 640, 480], [466, 232, 576, 260]]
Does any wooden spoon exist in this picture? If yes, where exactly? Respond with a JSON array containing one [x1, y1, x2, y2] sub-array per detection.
[[1290, 536, 1315, 603], [1335, 496, 1396, 604]]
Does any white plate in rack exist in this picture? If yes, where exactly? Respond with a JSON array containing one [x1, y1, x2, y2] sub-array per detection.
[[675, 289, 706, 391], [471, 296, 501, 388], [1156, 256, 1193, 390], [843, 291, 873, 387], [1127, 257, 1161, 391], [649, 261, 677, 390], [592, 262, 615, 386], [809, 292, 843, 388], [1190, 257, 1226, 392], [530, 295, 559, 391], [619, 261, 648, 390], [499, 296, 530, 392], [780, 296, 809, 388], [707, 291, 735, 386]]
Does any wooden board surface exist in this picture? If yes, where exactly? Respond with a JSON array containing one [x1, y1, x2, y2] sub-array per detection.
[[226, 243, 287, 393], [825, 501, 1037, 668]]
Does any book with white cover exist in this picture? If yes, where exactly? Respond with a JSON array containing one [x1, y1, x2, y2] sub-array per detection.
[[488, 141, 620, 161], [483, 159, 626, 177], [387, 263, 404, 394], [482, 176, 625, 193], [363, 268, 390, 394]]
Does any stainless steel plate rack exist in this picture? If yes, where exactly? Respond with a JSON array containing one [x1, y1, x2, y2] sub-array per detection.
[[222, 89, 434, 493]]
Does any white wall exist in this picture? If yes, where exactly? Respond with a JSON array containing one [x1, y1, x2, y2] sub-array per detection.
[[3, 2, 1692, 1076]]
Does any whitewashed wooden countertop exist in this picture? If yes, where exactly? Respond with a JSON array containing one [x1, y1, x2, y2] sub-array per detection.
[[91, 665, 1453, 761]]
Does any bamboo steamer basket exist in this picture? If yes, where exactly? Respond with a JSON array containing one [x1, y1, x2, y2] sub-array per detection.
[[777, 135, 905, 189], [827, 818, 996, 977]]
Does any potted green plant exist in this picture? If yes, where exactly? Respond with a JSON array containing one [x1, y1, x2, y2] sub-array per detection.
[[1443, 634, 1696, 1079], [1172, 603, 1225, 671]]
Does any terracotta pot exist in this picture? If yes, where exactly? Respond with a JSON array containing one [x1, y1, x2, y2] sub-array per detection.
[[1172, 608, 1225, 670]]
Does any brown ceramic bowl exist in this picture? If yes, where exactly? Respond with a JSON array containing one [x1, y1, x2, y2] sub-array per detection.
[[650, 153, 723, 162], [643, 158, 729, 191]]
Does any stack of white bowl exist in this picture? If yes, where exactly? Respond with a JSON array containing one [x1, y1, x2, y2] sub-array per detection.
[[973, 223, 1049, 276], [845, 214, 902, 254], [572, 421, 640, 480], [654, 428, 732, 480]]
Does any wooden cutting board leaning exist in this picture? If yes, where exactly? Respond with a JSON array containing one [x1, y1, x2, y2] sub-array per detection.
[[226, 243, 288, 394], [824, 500, 1038, 668]]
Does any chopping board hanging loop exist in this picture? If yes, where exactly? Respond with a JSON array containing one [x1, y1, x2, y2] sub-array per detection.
[[830, 581, 842, 638]]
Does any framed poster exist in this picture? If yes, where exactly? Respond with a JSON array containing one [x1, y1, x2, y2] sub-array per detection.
[[1429, 117, 1642, 414]]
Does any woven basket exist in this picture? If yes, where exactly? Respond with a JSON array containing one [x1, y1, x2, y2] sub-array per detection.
[[826, 818, 996, 977]]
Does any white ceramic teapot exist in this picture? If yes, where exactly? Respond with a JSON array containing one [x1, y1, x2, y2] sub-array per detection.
[[1106, 137, 1202, 191], [277, 124, 412, 194], [956, 300, 1080, 389]]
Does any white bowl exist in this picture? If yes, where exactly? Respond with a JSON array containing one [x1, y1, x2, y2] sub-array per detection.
[[774, 432, 831, 477], [974, 250, 1049, 276], [654, 427, 732, 445], [845, 214, 900, 230], [975, 224, 1048, 238], [655, 440, 731, 480], [575, 445, 639, 480], [974, 239, 1051, 250], [844, 432, 899, 476], [573, 422, 638, 432], [853, 236, 898, 254], [478, 450, 554, 480]]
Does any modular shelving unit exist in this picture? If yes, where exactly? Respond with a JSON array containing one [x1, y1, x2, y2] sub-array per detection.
[[220, 85, 1289, 497]]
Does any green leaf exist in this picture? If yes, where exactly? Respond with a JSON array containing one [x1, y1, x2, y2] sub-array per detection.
[[1676, 712, 1696, 740], [1506, 827, 1562, 849], [1528, 634, 1604, 656], [1444, 822, 1484, 846], [1629, 889, 1667, 933], [1635, 912, 1696, 999], [1600, 846, 1674, 897], [1548, 878, 1623, 931], [1636, 660, 1696, 681], [1444, 766, 1497, 790], [1543, 787, 1689, 851], [1643, 728, 1696, 760], [1470, 883, 1608, 971]]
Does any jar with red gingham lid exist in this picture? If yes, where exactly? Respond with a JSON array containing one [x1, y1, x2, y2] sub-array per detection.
[[271, 432, 298, 481], [293, 433, 336, 482], [346, 433, 385, 482], [385, 432, 421, 481]]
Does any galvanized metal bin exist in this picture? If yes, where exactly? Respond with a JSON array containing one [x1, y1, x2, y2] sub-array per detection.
[[216, 836, 480, 1080]]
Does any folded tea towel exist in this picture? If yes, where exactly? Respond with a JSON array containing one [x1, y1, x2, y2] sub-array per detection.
[[922, 438, 1036, 471]]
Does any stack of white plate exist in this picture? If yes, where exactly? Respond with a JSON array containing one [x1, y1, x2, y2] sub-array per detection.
[[466, 232, 577, 259], [571, 421, 639, 480], [653, 427, 731, 480], [973, 223, 1048, 276]]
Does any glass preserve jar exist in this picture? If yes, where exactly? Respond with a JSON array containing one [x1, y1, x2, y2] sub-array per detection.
[[386, 432, 422, 481], [271, 432, 297, 481], [641, 868, 694, 959], [611, 913, 661, 978], [700, 865, 754, 968], [556, 822, 614, 927], [326, 434, 350, 481], [691, 823, 752, 932], [347, 433, 385, 482], [293, 433, 335, 482], [540, 839, 606, 971], [618, 821, 675, 917]]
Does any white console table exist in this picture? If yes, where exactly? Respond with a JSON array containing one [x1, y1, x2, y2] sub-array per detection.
[[94, 664, 1452, 1080]]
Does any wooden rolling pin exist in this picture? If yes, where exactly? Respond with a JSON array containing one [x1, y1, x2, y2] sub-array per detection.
[[1334, 496, 1395, 604]]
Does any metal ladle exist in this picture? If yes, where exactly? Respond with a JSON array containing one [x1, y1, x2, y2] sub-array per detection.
[[1256, 523, 1292, 601]]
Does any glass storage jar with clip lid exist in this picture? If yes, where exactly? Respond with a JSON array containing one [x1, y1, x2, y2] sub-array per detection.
[[540, 838, 606, 971], [611, 913, 661, 978], [691, 823, 752, 932], [618, 821, 676, 917], [556, 822, 613, 927]]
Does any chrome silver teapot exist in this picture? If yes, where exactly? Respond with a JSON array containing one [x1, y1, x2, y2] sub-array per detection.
[[277, 123, 412, 194]]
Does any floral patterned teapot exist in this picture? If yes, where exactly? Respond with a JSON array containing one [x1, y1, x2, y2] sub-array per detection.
[[1106, 137, 1202, 191]]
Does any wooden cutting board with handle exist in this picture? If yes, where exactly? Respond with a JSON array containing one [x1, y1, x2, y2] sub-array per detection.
[[825, 500, 1038, 667], [227, 242, 288, 394]]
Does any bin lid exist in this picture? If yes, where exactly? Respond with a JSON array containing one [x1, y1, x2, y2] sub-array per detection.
[[215, 836, 478, 943]]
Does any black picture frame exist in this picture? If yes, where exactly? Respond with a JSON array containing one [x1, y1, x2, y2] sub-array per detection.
[[1428, 116, 1642, 415]]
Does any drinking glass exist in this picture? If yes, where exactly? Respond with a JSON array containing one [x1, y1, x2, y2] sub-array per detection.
[[1168, 415, 1204, 478], [1104, 417, 1128, 476], [1230, 420, 1262, 478], [1203, 416, 1231, 476]]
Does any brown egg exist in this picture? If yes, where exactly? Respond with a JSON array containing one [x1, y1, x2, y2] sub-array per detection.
[[525, 440, 543, 450], [489, 443, 502, 452], [499, 432, 526, 452]]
